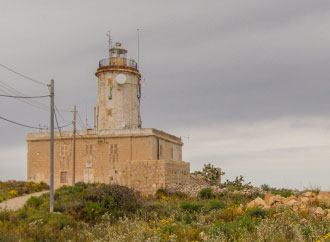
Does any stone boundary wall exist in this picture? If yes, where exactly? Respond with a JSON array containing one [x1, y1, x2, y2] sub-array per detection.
[[127, 160, 190, 195]]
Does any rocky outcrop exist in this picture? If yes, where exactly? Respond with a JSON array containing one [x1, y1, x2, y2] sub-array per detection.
[[245, 191, 330, 219], [317, 191, 330, 206], [247, 197, 266, 209]]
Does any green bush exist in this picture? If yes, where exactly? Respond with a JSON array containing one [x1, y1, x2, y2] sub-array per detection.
[[53, 183, 142, 221], [155, 188, 188, 200], [199, 188, 213, 199], [209, 199, 226, 210], [260, 184, 270, 191], [247, 208, 266, 219], [183, 214, 197, 224], [180, 201, 204, 212], [26, 196, 44, 208]]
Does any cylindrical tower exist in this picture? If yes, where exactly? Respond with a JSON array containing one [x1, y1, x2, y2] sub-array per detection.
[[95, 42, 141, 130]]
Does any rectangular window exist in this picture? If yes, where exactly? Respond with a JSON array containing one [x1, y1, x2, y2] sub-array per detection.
[[170, 148, 174, 159], [85, 144, 93, 155], [60, 172, 68, 183], [110, 144, 118, 163], [107, 109, 112, 117], [60, 145, 67, 157], [114, 144, 118, 154]]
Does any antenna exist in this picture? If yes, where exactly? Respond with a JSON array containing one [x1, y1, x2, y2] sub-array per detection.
[[137, 29, 140, 70], [85, 104, 89, 128], [107, 31, 112, 58]]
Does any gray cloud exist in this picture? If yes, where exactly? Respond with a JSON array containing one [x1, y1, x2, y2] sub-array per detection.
[[1, 0, 330, 188]]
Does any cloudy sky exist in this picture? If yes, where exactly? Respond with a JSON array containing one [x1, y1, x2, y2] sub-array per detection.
[[0, 0, 330, 190]]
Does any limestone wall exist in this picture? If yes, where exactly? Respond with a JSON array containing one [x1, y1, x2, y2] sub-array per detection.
[[127, 160, 190, 195], [27, 128, 186, 193]]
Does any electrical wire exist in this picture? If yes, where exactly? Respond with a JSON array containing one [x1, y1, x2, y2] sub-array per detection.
[[55, 104, 71, 123], [0, 63, 48, 87], [0, 94, 49, 98], [0, 80, 49, 111], [54, 111, 69, 144], [77, 111, 87, 130], [0, 115, 46, 130]]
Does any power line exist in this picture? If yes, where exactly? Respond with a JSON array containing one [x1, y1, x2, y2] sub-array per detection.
[[56, 122, 72, 129], [77, 111, 87, 130], [0, 80, 49, 111], [0, 94, 49, 98], [0, 115, 46, 130], [0, 63, 48, 87], [54, 110, 70, 144]]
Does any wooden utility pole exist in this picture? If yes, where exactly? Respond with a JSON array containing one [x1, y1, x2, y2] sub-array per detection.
[[49, 79, 54, 213], [72, 105, 76, 186]]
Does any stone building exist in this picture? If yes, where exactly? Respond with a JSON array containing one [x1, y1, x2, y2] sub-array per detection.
[[27, 42, 190, 195]]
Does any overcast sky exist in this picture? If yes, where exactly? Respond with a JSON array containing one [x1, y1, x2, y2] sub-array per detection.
[[0, 0, 330, 190]]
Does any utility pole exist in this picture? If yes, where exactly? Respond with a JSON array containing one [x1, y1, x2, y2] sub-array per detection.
[[49, 79, 54, 213], [137, 29, 140, 69], [72, 105, 76, 186]]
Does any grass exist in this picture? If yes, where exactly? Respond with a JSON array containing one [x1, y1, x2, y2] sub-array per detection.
[[0, 181, 49, 202], [0, 183, 329, 242]]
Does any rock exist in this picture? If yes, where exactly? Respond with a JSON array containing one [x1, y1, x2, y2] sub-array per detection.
[[300, 218, 308, 223], [326, 212, 330, 221], [313, 207, 326, 217], [317, 191, 330, 206], [237, 204, 244, 214], [303, 192, 314, 197], [300, 192, 316, 205], [255, 197, 266, 207], [283, 195, 298, 204], [286, 200, 301, 212], [263, 205, 271, 210], [247, 197, 266, 209], [264, 193, 274, 205], [286, 199, 299, 206], [268, 195, 284, 206], [199, 231, 208, 241]]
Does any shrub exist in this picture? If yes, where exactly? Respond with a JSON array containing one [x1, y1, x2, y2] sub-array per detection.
[[53, 183, 141, 221], [209, 199, 226, 210], [199, 188, 213, 199], [155, 189, 188, 200], [180, 201, 204, 212], [261, 184, 270, 191], [196, 163, 224, 185], [220, 175, 252, 191], [183, 214, 196, 224], [271, 188, 293, 198], [26, 196, 44, 208], [247, 208, 266, 219]]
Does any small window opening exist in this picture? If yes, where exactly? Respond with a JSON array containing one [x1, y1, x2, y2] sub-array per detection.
[[60, 172, 68, 183]]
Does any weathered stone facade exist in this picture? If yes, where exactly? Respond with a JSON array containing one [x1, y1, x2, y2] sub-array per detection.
[[26, 42, 190, 195], [27, 129, 189, 194]]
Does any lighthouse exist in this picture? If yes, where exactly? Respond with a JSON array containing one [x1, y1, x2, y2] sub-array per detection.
[[27, 39, 190, 194], [95, 42, 141, 130]]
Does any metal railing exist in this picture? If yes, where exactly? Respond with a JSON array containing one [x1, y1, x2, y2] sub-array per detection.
[[98, 58, 138, 69]]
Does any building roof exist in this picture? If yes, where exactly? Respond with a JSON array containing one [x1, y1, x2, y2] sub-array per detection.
[[26, 128, 183, 145]]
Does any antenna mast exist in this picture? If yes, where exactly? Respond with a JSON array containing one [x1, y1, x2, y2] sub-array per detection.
[[107, 31, 112, 58], [137, 29, 140, 70]]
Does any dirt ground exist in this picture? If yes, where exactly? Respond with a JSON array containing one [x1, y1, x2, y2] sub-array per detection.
[[0, 191, 49, 211]]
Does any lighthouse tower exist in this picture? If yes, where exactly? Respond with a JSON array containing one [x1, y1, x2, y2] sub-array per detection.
[[95, 42, 141, 130]]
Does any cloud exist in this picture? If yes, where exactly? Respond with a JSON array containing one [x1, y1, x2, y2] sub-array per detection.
[[174, 117, 330, 189], [0, 1, 330, 189]]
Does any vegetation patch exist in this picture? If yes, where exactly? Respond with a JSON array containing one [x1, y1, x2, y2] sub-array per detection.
[[0, 181, 49, 202]]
